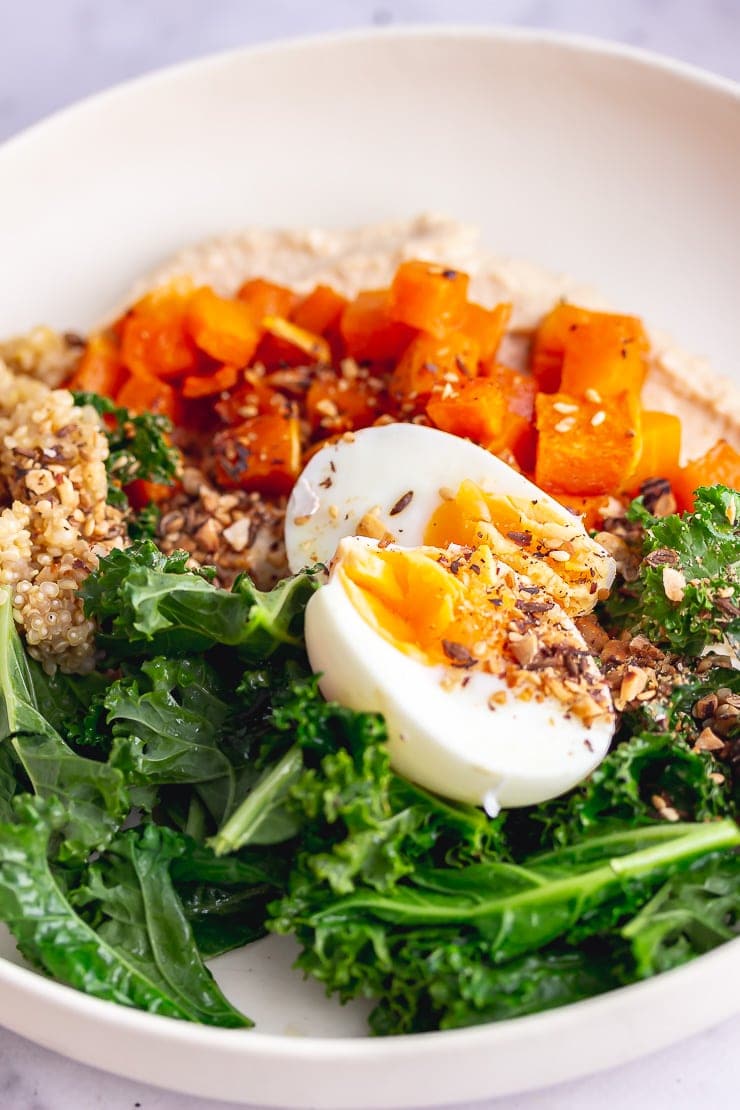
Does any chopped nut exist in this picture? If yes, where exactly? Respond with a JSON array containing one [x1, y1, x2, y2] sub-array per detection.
[[694, 727, 725, 752], [709, 772, 726, 784], [601, 639, 629, 663], [509, 629, 539, 666], [549, 549, 570, 563], [726, 499, 737, 526], [315, 398, 339, 418], [619, 666, 649, 704], [357, 510, 389, 541], [24, 468, 56, 495], [194, 517, 222, 553], [222, 517, 252, 553], [693, 692, 719, 720], [662, 565, 686, 602], [660, 806, 680, 823]]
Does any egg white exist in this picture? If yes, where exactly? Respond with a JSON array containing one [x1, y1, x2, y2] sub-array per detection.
[[305, 536, 615, 810]]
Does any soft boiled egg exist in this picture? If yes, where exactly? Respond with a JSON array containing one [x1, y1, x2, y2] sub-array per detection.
[[305, 535, 615, 809], [285, 424, 615, 616]]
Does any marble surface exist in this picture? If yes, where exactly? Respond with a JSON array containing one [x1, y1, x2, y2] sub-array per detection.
[[0, 2, 738, 1108]]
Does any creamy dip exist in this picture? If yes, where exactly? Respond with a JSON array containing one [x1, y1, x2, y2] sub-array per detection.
[[130, 213, 740, 459]]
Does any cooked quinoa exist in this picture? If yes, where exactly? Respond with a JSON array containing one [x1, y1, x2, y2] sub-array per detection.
[[0, 362, 126, 674], [0, 326, 83, 388]]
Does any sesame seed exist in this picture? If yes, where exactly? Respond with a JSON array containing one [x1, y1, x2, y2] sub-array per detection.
[[584, 388, 602, 403], [552, 401, 579, 415], [590, 410, 606, 427], [553, 417, 576, 434]]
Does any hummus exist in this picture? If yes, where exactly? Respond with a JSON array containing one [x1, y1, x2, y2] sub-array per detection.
[[131, 213, 740, 459]]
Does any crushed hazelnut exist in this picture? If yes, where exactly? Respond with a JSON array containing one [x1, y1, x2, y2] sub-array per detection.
[[662, 565, 687, 602]]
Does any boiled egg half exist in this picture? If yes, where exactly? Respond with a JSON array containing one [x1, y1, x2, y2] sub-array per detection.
[[305, 535, 615, 809], [286, 424, 615, 616]]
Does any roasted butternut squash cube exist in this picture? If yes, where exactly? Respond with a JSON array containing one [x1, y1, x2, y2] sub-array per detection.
[[672, 439, 740, 512], [340, 289, 415, 362], [626, 411, 682, 494], [236, 277, 296, 321], [390, 332, 479, 415], [464, 302, 512, 363], [292, 284, 348, 335], [389, 260, 469, 337], [186, 287, 260, 366], [213, 413, 301, 495], [560, 313, 648, 399], [531, 304, 591, 392], [121, 287, 199, 381], [535, 391, 642, 496]]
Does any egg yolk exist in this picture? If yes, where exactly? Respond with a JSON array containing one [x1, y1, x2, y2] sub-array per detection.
[[423, 480, 604, 614], [337, 542, 528, 672], [335, 539, 613, 726]]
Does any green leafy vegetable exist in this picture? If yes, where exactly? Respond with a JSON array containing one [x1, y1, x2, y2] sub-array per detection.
[[0, 590, 128, 857], [72, 391, 179, 509], [622, 852, 740, 976], [605, 486, 740, 657], [81, 542, 320, 662], [0, 798, 249, 1024]]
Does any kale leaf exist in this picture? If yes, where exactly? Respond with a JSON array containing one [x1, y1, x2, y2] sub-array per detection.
[[81, 542, 320, 662], [0, 590, 128, 858], [622, 852, 740, 976], [72, 391, 179, 509], [605, 486, 740, 657], [0, 796, 249, 1026]]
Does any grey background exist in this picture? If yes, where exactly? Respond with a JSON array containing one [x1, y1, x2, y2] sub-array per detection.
[[0, 2, 738, 1108]]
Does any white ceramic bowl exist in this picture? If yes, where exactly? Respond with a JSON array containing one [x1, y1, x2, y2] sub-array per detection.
[[0, 26, 738, 1108]]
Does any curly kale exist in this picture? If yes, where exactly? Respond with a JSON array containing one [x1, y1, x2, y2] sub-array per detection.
[[72, 390, 179, 533], [604, 486, 740, 658]]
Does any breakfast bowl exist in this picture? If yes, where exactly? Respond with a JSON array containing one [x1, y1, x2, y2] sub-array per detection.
[[0, 26, 738, 1108]]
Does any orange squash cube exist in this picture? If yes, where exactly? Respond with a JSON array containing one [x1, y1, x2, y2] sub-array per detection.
[[626, 411, 682, 494], [306, 369, 384, 435], [535, 390, 642, 496], [116, 372, 179, 423], [464, 302, 512, 363], [292, 284, 348, 335], [389, 260, 469, 337], [181, 364, 240, 399], [531, 304, 591, 392], [340, 289, 415, 362], [236, 277, 296, 321], [672, 439, 740, 512], [531, 304, 648, 398], [67, 334, 127, 398], [426, 379, 508, 444], [212, 413, 301, 495], [390, 333, 480, 414], [560, 313, 649, 400], [121, 288, 199, 381], [186, 287, 260, 366]]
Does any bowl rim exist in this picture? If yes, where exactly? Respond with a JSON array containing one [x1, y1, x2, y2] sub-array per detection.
[[0, 18, 738, 1074], [1, 22, 738, 159]]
